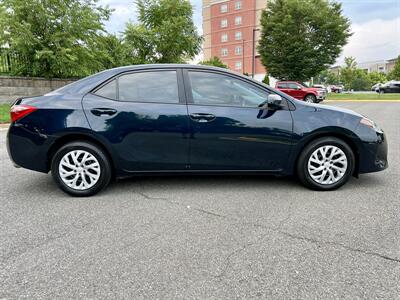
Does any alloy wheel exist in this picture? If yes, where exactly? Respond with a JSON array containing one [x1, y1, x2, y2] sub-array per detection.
[[307, 145, 348, 185], [305, 95, 315, 103], [58, 150, 101, 190]]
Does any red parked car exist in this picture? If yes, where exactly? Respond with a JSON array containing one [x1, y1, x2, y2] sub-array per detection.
[[275, 81, 326, 103]]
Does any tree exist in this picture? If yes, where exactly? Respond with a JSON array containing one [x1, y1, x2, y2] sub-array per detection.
[[0, 0, 112, 78], [368, 71, 387, 85], [95, 34, 134, 70], [388, 55, 400, 80], [258, 0, 351, 81], [199, 56, 227, 68], [340, 57, 376, 91], [351, 69, 371, 91], [123, 0, 202, 64], [340, 57, 357, 90]]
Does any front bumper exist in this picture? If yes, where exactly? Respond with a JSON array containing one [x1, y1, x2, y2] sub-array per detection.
[[358, 131, 388, 174]]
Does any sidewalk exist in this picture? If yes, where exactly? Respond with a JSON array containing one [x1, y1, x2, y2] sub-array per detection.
[[0, 123, 9, 131]]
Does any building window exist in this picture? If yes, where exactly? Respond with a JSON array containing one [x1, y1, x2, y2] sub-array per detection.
[[220, 19, 228, 28], [235, 46, 242, 55], [220, 4, 228, 13], [235, 1, 242, 10], [221, 48, 228, 56], [221, 33, 228, 42], [235, 16, 242, 25], [235, 31, 242, 40], [235, 61, 242, 70]]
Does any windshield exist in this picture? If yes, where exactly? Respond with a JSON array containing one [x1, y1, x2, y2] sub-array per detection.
[[299, 82, 309, 88]]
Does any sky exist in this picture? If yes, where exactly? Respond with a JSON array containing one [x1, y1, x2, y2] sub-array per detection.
[[99, 0, 400, 65]]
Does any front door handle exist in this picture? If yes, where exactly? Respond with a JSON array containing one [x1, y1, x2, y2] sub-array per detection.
[[91, 108, 117, 116], [190, 113, 216, 123]]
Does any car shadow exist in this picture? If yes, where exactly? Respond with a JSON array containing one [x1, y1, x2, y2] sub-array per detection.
[[23, 172, 387, 198]]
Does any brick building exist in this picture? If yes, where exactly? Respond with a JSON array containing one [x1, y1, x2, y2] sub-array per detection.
[[202, 0, 268, 81]]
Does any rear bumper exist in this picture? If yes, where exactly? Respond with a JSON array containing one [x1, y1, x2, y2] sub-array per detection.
[[358, 131, 388, 174], [7, 124, 55, 173]]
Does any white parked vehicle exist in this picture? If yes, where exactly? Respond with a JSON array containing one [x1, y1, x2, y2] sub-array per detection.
[[371, 83, 382, 92]]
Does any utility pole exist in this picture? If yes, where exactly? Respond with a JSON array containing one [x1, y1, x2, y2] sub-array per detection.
[[252, 28, 260, 78], [242, 39, 245, 74]]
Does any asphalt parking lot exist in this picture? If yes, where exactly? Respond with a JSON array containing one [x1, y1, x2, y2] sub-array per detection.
[[1, 102, 399, 299]]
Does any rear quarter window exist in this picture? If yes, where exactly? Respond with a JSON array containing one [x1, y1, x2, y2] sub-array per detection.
[[95, 79, 117, 99]]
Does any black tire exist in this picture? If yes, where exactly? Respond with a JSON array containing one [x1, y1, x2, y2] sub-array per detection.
[[51, 141, 112, 197], [296, 137, 355, 191], [304, 94, 317, 103]]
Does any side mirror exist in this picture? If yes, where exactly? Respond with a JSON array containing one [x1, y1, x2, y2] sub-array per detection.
[[267, 94, 283, 110]]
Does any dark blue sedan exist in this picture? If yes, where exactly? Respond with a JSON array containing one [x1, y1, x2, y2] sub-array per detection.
[[7, 65, 388, 196]]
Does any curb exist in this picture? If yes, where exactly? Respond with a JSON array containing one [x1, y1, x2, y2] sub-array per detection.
[[0, 124, 10, 131], [324, 99, 400, 102]]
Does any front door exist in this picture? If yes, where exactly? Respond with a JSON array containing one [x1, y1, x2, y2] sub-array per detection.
[[82, 69, 190, 172], [287, 82, 304, 99], [184, 70, 293, 171]]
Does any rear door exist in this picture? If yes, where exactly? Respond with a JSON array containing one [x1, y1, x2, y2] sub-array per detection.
[[183, 69, 293, 171], [82, 68, 190, 172]]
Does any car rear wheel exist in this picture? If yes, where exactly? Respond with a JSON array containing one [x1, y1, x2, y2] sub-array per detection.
[[304, 94, 316, 103], [51, 141, 112, 196], [296, 137, 355, 191]]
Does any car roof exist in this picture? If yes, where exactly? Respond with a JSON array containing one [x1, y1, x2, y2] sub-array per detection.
[[107, 63, 227, 71], [48, 64, 259, 96]]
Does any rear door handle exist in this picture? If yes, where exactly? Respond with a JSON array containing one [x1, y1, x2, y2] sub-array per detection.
[[190, 113, 216, 123], [91, 108, 117, 116]]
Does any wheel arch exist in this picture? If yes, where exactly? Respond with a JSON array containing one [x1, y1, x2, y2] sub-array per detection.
[[292, 131, 360, 177], [46, 133, 116, 175], [304, 93, 317, 100]]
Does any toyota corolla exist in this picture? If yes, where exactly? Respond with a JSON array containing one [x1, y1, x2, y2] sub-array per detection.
[[7, 65, 388, 196]]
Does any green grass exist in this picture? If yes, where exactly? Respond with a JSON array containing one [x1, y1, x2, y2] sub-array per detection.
[[327, 93, 400, 100], [0, 104, 10, 123]]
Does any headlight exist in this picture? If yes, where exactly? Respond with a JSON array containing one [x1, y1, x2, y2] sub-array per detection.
[[360, 117, 381, 132], [317, 91, 323, 95]]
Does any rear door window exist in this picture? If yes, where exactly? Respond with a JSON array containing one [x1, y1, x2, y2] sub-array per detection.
[[287, 83, 300, 89], [118, 71, 179, 103]]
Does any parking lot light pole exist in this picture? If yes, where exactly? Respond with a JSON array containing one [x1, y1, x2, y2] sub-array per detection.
[[252, 28, 260, 78]]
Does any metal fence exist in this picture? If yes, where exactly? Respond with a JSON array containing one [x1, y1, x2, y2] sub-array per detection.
[[0, 49, 25, 74]]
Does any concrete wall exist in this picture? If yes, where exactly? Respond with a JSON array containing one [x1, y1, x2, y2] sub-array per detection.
[[0, 76, 76, 104]]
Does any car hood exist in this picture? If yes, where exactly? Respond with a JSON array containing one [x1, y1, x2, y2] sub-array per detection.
[[305, 87, 321, 92], [300, 101, 363, 118]]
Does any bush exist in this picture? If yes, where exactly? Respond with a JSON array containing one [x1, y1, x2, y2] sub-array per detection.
[[262, 74, 270, 85], [199, 57, 227, 68]]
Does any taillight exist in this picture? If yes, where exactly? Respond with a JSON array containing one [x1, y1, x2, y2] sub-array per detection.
[[10, 105, 37, 122]]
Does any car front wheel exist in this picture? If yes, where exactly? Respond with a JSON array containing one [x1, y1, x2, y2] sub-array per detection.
[[296, 137, 355, 191], [304, 94, 316, 103], [51, 141, 112, 196]]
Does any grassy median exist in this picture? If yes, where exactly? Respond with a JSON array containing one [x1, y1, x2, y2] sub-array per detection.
[[0, 104, 10, 123], [327, 93, 400, 101]]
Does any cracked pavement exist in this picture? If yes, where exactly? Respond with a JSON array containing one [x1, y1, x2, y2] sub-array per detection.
[[1, 102, 399, 299]]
